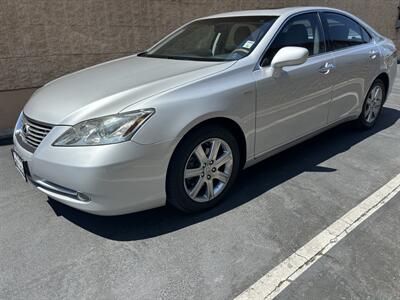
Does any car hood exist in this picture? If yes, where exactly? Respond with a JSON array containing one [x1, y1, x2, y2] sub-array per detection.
[[24, 55, 235, 125]]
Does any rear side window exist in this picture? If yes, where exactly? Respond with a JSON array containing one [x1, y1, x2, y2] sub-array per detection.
[[361, 27, 372, 43], [322, 12, 370, 51]]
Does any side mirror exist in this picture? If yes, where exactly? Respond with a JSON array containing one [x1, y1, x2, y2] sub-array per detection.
[[270, 46, 309, 69]]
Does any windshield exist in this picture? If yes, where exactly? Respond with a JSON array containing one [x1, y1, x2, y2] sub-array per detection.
[[139, 16, 278, 62]]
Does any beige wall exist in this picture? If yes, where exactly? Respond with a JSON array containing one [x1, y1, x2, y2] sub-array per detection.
[[0, 0, 399, 132], [0, 88, 35, 137]]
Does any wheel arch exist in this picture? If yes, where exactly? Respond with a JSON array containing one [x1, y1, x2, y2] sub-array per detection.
[[375, 72, 390, 102], [170, 117, 247, 171]]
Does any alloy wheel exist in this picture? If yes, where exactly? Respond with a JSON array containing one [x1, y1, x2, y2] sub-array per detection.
[[364, 85, 383, 123], [183, 138, 233, 203]]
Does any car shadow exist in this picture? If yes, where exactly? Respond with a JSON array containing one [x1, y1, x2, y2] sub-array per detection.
[[48, 107, 400, 241]]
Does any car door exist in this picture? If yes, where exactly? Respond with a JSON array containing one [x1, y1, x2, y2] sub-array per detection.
[[253, 12, 335, 156], [320, 12, 381, 123]]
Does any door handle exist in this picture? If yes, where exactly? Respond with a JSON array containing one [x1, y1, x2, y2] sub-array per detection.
[[318, 62, 335, 75], [369, 50, 378, 60]]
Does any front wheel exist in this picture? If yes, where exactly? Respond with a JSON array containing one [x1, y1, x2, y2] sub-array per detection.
[[166, 126, 240, 213], [357, 79, 386, 129]]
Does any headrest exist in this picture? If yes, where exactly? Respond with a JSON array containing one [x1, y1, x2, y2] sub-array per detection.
[[234, 26, 252, 46], [284, 24, 309, 45]]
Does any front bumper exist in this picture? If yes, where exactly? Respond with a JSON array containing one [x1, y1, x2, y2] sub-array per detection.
[[13, 126, 174, 215]]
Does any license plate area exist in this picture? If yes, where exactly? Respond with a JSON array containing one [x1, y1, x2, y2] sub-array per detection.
[[11, 149, 28, 182]]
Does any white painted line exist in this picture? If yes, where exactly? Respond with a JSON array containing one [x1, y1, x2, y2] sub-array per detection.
[[235, 173, 400, 300]]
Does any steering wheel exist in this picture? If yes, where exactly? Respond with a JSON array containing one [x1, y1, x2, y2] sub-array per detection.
[[231, 48, 250, 55]]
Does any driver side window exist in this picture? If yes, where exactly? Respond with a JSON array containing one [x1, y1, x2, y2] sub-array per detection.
[[261, 13, 325, 66]]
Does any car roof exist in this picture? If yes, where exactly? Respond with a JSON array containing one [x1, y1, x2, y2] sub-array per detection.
[[197, 6, 381, 38], [200, 6, 340, 19]]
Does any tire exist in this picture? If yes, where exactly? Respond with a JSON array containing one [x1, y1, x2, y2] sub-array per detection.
[[356, 79, 386, 129], [166, 125, 240, 213]]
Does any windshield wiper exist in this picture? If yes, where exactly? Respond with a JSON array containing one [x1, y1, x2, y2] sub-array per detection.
[[137, 53, 178, 60], [139, 53, 230, 62]]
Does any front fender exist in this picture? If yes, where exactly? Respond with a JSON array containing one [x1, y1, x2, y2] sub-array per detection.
[[127, 66, 257, 161]]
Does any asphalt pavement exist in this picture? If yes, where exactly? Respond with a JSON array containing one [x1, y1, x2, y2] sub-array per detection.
[[1, 67, 399, 299], [276, 192, 400, 300]]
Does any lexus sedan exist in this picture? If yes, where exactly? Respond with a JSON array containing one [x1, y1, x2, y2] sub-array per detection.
[[12, 7, 397, 215]]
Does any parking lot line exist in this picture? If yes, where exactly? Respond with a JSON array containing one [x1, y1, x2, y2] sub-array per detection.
[[235, 173, 400, 300]]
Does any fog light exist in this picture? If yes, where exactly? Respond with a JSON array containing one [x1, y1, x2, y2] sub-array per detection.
[[77, 192, 91, 202]]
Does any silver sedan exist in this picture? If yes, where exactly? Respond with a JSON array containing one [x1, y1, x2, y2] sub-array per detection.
[[12, 7, 397, 215]]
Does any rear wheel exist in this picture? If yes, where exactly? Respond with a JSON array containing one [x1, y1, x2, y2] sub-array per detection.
[[357, 79, 386, 129], [166, 125, 240, 213]]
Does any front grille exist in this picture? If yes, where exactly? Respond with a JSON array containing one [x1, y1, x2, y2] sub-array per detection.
[[21, 115, 53, 149]]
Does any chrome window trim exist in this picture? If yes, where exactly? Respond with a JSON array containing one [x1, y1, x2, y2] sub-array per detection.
[[255, 9, 377, 70]]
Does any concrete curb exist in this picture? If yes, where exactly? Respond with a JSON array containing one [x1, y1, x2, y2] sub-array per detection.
[[0, 129, 13, 141]]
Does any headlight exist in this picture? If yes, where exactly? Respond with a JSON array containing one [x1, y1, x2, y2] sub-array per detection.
[[53, 109, 155, 146]]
